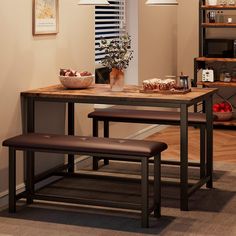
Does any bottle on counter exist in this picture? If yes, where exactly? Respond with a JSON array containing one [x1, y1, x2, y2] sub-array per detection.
[[219, 11, 224, 23], [216, 11, 224, 23], [224, 72, 232, 82], [232, 67, 236, 82], [219, 66, 227, 82]]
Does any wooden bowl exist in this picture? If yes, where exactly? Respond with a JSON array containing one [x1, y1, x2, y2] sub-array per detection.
[[214, 111, 233, 121], [59, 75, 94, 89]]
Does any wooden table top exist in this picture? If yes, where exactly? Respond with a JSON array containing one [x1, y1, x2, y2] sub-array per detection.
[[21, 84, 217, 106]]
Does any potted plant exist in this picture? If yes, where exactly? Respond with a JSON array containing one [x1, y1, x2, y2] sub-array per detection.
[[98, 33, 133, 91]]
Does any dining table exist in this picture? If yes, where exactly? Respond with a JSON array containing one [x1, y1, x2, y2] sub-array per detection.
[[21, 83, 218, 211]]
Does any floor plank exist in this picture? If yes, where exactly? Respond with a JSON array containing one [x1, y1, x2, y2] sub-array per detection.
[[145, 126, 236, 163]]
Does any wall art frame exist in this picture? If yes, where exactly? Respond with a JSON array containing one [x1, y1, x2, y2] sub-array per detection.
[[33, 0, 59, 35]]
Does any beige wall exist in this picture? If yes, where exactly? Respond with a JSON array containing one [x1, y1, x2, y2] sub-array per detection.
[[177, 0, 199, 79], [0, 0, 156, 198], [138, 0, 178, 83], [0, 0, 95, 195]]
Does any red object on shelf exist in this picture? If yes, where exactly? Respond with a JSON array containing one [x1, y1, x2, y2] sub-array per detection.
[[213, 101, 233, 121]]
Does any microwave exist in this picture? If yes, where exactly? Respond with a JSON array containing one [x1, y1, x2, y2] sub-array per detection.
[[205, 39, 236, 58]]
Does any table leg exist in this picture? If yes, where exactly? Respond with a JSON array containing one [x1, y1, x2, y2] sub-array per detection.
[[205, 95, 213, 188], [180, 104, 189, 211], [200, 125, 206, 179], [92, 119, 99, 170], [103, 121, 109, 166], [25, 98, 35, 204], [68, 102, 75, 173]]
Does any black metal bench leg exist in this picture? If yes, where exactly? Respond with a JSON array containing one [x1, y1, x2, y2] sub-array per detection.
[[141, 158, 149, 228], [92, 119, 99, 170], [103, 120, 110, 166], [200, 125, 206, 179], [26, 151, 34, 204], [154, 154, 161, 218], [9, 147, 16, 213]]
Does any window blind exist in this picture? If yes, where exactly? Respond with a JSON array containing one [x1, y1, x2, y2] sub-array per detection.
[[95, 0, 126, 62]]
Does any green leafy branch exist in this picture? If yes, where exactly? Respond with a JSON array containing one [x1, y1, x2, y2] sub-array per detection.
[[98, 33, 133, 70]]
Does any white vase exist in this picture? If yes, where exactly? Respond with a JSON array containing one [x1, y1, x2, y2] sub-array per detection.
[[109, 68, 125, 92]]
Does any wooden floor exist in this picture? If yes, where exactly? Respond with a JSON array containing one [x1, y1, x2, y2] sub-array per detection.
[[146, 126, 236, 163]]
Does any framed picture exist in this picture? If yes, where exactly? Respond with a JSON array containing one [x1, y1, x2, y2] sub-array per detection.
[[33, 0, 59, 35]]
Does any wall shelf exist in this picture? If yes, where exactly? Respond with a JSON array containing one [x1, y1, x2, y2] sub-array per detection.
[[197, 81, 236, 87], [195, 57, 236, 62], [202, 23, 236, 28], [201, 5, 236, 10]]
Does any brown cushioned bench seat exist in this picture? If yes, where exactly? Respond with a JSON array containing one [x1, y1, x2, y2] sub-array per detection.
[[3, 133, 167, 158], [3, 133, 167, 228], [88, 108, 208, 172], [88, 108, 207, 125]]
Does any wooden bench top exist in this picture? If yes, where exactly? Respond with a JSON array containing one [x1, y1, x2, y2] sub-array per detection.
[[3, 133, 167, 158], [88, 108, 208, 124]]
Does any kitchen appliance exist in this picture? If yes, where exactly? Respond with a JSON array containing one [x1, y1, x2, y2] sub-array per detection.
[[179, 75, 189, 89], [205, 39, 236, 58], [202, 69, 214, 82], [207, 11, 216, 23]]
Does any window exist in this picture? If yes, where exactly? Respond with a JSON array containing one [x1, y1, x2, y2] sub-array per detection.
[[95, 0, 126, 63]]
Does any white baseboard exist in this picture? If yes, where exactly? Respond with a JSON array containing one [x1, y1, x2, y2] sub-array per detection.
[[125, 124, 168, 140], [0, 124, 167, 207], [0, 176, 62, 208], [93, 104, 113, 109], [0, 183, 25, 207]]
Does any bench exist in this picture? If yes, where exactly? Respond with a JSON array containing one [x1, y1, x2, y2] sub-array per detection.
[[88, 108, 208, 177], [2, 133, 167, 228]]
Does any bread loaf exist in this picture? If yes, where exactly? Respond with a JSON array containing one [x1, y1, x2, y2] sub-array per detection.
[[143, 78, 176, 91]]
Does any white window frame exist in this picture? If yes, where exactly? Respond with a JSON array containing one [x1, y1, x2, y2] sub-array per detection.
[[95, 0, 126, 64]]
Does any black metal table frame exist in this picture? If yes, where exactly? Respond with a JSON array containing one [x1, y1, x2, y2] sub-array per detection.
[[22, 90, 214, 211]]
